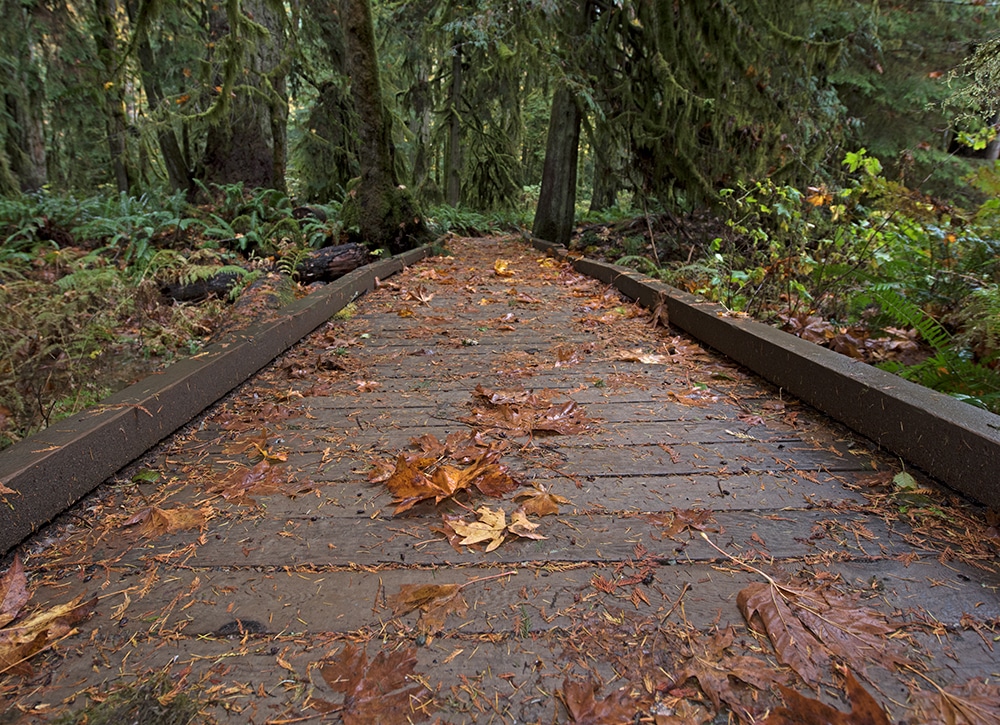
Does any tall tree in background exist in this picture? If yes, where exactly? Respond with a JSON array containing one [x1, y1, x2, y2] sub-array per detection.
[[341, 0, 425, 252], [93, 0, 132, 193], [532, 1, 590, 246], [202, 0, 289, 191], [1, 2, 47, 193]]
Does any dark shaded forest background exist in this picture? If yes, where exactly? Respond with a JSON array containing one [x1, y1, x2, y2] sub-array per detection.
[[3, 0, 1000, 447]]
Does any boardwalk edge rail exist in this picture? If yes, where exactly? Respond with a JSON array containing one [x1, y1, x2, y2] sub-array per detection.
[[527, 235, 1000, 511], [0, 247, 430, 555]]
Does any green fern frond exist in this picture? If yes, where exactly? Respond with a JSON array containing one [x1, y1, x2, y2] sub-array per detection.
[[860, 284, 952, 352]]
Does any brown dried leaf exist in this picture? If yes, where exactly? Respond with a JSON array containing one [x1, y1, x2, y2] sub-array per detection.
[[318, 644, 430, 724], [646, 508, 718, 538], [508, 509, 547, 540], [216, 460, 291, 503], [738, 581, 827, 684], [388, 583, 468, 633], [513, 486, 570, 517], [738, 580, 910, 685], [560, 677, 635, 724], [0, 556, 29, 628], [908, 678, 1000, 725], [675, 627, 784, 718], [123, 505, 207, 539], [0, 594, 96, 676], [463, 387, 597, 436], [763, 670, 889, 724]]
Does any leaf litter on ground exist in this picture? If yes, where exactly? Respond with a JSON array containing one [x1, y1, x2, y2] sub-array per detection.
[[461, 384, 599, 436]]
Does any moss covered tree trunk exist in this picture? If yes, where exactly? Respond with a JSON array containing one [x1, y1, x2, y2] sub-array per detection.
[[445, 39, 463, 207], [126, 0, 191, 194], [94, 0, 131, 193], [202, 0, 288, 191], [341, 0, 425, 253]]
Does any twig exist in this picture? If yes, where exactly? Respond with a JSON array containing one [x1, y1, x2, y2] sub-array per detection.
[[457, 569, 518, 590]]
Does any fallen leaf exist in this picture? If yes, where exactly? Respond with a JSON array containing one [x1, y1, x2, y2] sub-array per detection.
[[317, 643, 431, 724], [646, 508, 718, 538], [382, 451, 519, 515], [560, 677, 635, 724], [513, 485, 570, 516], [405, 286, 434, 304], [738, 580, 911, 685], [674, 627, 784, 720], [615, 349, 671, 365], [508, 509, 548, 540], [0, 557, 29, 628], [494, 259, 515, 276], [907, 678, 1000, 724], [0, 594, 96, 675], [123, 505, 207, 539], [388, 583, 468, 632], [449, 506, 507, 552], [763, 670, 889, 724]]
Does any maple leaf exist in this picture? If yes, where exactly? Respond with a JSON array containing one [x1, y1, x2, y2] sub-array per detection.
[[383, 451, 519, 514], [449, 506, 507, 552], [123, 505, 208, 539], [405, 285, 435, 304], [388, 583, 468, 633], [0, 557, 29, 628], [674, 627, 784, 720], [646, 508, 718, 538], [0, 594, 96, 676], [317, 644, 431, 724], [463, 386, 597, 436], [908, 678, 1000, 725], [615, 349, 671, 364], [763, 670, 889, 725], [215, 460, 291, 504], [737, 580, 910, 685], [493, 259, 515, 276], [513, 485, 570, 516], [508, 509, 547, 540], [560, 677, 635, 724]]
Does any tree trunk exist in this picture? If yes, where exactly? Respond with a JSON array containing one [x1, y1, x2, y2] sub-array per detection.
[[3, 90, 47, 192], [986, 110, 1000, 163], [532, 83, 582, 246], [341, 0, 426, 253], [93, 0, 131, 193], [125, 0, 192, 194], [202, 0, 288, 191], [445, 40, 464, 206]]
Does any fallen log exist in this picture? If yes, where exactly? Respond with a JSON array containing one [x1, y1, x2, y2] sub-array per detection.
[[162, 243, 370, 302]]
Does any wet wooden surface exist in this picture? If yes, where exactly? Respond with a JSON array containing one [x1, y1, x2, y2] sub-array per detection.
[[6, 236, 999, 724]]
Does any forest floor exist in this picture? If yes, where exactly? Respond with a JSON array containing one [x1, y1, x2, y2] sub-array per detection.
[[1, 235, 999, 724]]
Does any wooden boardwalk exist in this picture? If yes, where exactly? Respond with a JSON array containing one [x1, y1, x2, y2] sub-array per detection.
[[5, 236, 999, 723]]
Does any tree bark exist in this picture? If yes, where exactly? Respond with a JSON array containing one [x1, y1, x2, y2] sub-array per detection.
[[93, 0, 131, 193], [532, 83, 582, 246], [531, 1, 591, 246], [125, 0, 192, 194], [341, 0, 426, 253], [202, 0, 288, 191], [446, 40, 464, 206]]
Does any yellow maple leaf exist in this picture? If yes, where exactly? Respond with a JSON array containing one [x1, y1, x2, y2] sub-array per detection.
[[493, 259, 515, 277]]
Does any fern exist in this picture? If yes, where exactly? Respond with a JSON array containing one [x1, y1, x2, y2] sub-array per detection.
[[857, 284, 953, 351], [615, 254, 667, 279]]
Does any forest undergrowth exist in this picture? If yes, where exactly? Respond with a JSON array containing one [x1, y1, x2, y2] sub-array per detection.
[[4, 156, 1000, 450], [582, 153, 1000, 417]]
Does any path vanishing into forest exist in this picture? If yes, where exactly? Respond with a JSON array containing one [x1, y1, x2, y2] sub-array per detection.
[[2, 235, 999, 724]]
